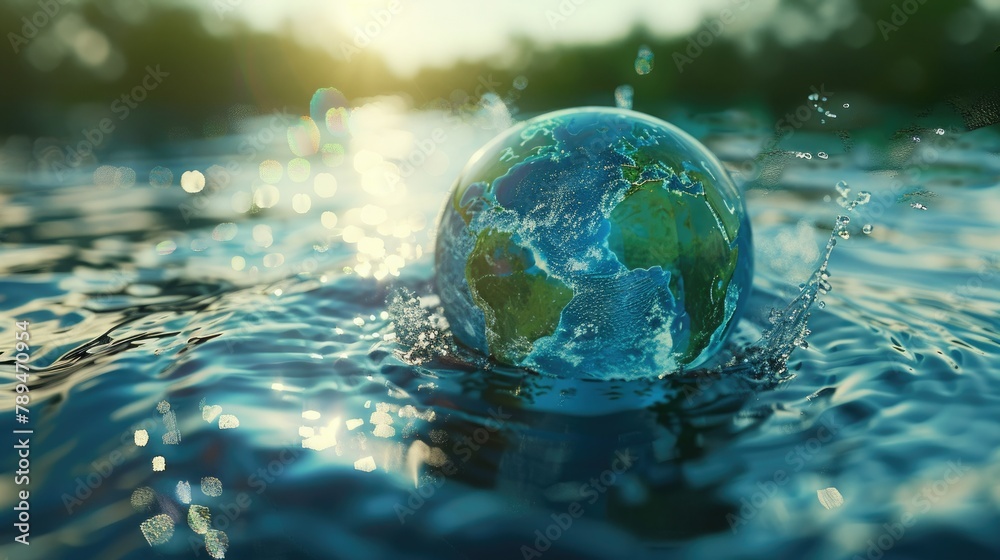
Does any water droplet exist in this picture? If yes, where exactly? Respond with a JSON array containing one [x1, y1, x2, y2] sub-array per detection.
[[837, 215, 850, 224], [857, 191, 871, 204], [835, 180, 850, 197], [912, 136, 921, 143], [837, 230, 850, 240], [180, 170, 205, 193], [862, 224, 873, 234], [614, 85, 634, 110], [808, 93, 819, 101], [513, 76, 528, 90], [935, 128, 945, 135], [140, 514, 175, 546], [201, 476, 223, 497], [911, 202, 928, 210], [843, 103, 850, 108], [818, 301, 826, 309], [818, 152, 829, 160], [634, 45, 654, 75]]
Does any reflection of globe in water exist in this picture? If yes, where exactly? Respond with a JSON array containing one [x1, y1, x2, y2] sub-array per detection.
[[435, 107, 753, 380]]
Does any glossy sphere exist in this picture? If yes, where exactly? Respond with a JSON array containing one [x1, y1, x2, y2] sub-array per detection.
[[435, 107, 753, 380]]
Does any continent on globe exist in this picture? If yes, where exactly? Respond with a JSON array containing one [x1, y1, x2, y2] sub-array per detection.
[[435, 107, 753, 380]]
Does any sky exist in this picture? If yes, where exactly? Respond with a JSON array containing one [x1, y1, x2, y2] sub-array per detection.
[[191, 0, 788, 76]]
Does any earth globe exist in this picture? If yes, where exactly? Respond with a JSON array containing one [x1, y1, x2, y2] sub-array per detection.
[[434, 107, 752, 380]]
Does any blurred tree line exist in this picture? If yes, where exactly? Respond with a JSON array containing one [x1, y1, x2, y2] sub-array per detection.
[[1, 0, 998, 143]]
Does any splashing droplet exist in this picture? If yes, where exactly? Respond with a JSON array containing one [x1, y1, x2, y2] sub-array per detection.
[[201, 476, 223, 497], [188, 505, 211, 534], [206, 529, 229, 559], [614, 85, 634, 110], [634, 45, 654, 75], [140, 514, 175, 546]]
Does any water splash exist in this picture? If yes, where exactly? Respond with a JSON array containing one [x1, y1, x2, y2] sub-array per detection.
[[634, 45, 654, 75], [728, 188, 872, 381], [614, 85, 634, 110]]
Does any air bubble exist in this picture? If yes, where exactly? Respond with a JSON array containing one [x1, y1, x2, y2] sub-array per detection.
[[818, 152, 829, 160], [614, 85, 634, 110], [862, 224, 873, 235], [634, 45, 654, 75]]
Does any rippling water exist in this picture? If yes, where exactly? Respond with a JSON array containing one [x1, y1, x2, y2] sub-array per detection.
[[1, 98, 998, 560]]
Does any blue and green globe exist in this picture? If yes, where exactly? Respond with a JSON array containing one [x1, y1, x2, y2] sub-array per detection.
[[435, 107, 752, 380]]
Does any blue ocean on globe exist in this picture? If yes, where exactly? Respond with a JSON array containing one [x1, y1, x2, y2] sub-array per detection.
[[435, 107, 753, 380]]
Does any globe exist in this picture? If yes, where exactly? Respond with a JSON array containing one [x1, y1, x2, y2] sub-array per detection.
[[435, 107, 753, 380]]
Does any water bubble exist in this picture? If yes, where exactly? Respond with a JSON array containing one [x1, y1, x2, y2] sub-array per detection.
[[808, 93, 819, 101], [288, 116, 321, 157], [912, 136, 921, 143], [513, 75, 529, 90], [614, 85, 634, 110], [314, 173, 337, 197], [857, 191, 871, 204], [796, 152, 812, 159], [835, 180, 850, 197], [188, 505, 211, 534], [310, 87, 349, 131], [149, 166, 173, 188], [837, 215, 850, 224], [180, 170, 205, 193], [131, 487, 156, 511], [818, 152, 829, 160], [140, 514, 174, 546], [935, 128, 945, 135], [155, 240, 176, 255], [634, 45, 654, 75], [862, 224, 873, 235], [201, 476, 223, 497], [843, 103, 850, 108], [292, 193, 312, 214], [817, 301, 826, 309], [911, 202, 928, 210], [205, 529, 229, 559], [321, 143, 345, 167], [176, 481, 192, 504], [325, 107, 350, 136], [259, 160, 283, 183], [212, 222, 237, 241], [287, 157, 311, 182]]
